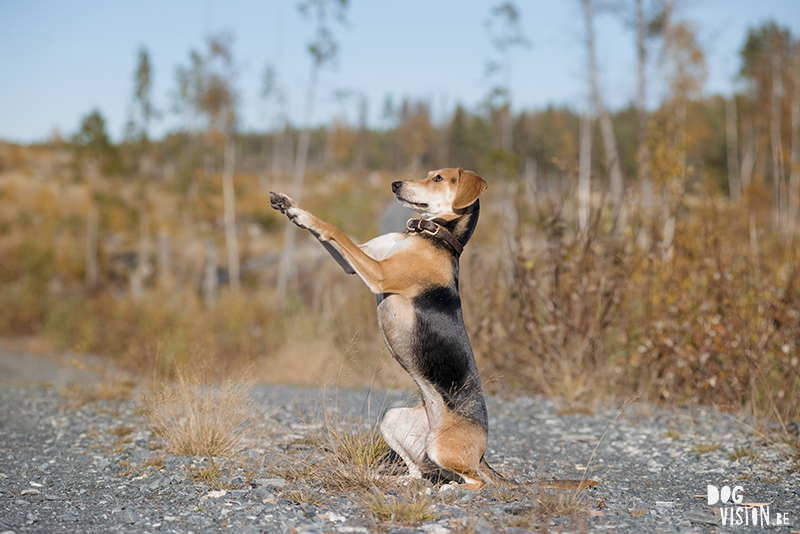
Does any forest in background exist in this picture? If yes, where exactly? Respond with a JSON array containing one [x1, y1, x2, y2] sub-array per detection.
[[1, 1, 799, 424]]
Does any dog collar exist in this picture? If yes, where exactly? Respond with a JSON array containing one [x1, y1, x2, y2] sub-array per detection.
[[406, 218, 464, 255]]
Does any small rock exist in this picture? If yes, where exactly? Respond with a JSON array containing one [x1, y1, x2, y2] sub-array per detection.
[[121, 510, 137, 524], [319, 511, 346, 522], [58, 512, 78, 522], [504, 503, 534, 516], [256, 478, 287, 489]]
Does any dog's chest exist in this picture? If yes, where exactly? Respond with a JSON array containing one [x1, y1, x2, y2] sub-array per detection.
[[375, 294, 443, 412], [375, 294, 416, 359]]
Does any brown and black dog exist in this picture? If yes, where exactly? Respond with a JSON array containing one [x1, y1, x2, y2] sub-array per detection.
[[270, 168, 513, 488]]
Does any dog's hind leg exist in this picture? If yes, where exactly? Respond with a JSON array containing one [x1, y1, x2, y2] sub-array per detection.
[[425, 414, 489, 490], [380, 404, 429, 478]]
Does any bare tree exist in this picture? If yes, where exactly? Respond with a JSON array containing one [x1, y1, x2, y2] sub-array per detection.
[[86, 203, 98, 289], [354, 93, 368, 171], [582, 0, 625, 209], [657, 2, 705, 261], [578, 111, 593, 234], [174, 34, 240, 295], [484, 2, 530, 155], [222, 137, 239, 294], [726, 95, 741, 201], [740, 118, 757, 193], [632, 0, 666, 201], [739, 22, 796, 230], [130, 213, 151, 300], [276, 0, 349, 301], [261, 64, 288, 191], [126, 47, 160, 144], [791, 53, 800, 232], [73, 109, 117, 289], [771, 33, 785, 229], [635, 0, 648, 186], [203, 239, 218, 305]]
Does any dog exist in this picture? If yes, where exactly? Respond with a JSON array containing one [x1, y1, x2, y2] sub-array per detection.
[[270, 168, 513, 489]]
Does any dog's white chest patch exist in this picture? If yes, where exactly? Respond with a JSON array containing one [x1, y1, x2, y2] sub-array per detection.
[[359, 232, 409, 261]]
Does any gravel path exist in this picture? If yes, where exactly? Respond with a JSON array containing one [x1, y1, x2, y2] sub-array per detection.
[[0, 350, 798, 533]]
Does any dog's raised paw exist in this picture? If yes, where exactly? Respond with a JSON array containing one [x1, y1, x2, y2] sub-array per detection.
[[269, 191, 295, 213], [269, 191, 310, 228]]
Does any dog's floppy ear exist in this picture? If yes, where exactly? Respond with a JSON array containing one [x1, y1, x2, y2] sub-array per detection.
[[453, 169, 488, 210]]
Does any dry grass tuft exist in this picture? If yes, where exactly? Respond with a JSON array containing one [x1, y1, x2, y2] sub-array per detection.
[[691, 441, 721, 454], [297, 417, 401, 493], [326, 422, 389, 469], [728, 444, 760, 463], [263, 386, 403, 494], [366, 484, 437, 526], [142, 370, 255, 457], [535, 486, 591, 518], [285, 488, 324, 506]]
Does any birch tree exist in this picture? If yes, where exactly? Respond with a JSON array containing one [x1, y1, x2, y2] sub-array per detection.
[[126, 47, 159, 144], [276, 0, 348, 301], [739, 22, 796, 232], [73, 109, 116, 288], [582, 0, 625, 209], [578, 111, 593, 234], [174, 34, 240, 294], [484, 2, 529, 155], [261, 64, 288, 191], [791, 53, 800, 231], [631, 0, 665, 204]]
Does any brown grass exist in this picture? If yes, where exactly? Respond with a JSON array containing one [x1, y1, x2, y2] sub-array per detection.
[[142, 369, 256, 457], [366, 483, 438, 526], [467, 181, 800, 421], [535, 487, 591, 517], [269, 406, 403, 494]]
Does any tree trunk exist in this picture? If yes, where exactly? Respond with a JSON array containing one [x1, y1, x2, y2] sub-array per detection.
[[790, 61, 800, 234], [726, 95, 741, 201], [525, 156, 538, 204], [771, 43, 784, 230], [583, 0, 625, 208], [203, 239, 218, 305], [130, 212, 151, 300], [158, 229, 171, 290], [276, 65, 319, 301], [354, 95, 368, 171], [222, 138, 239, 294], [635, 0, 650, 188], [740, 118, 756, 193], [85, 202, 98, 289], [501, 104, 512, 154], [579, 112, 593, 234]]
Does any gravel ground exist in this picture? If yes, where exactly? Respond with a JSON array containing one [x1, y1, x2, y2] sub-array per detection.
[[1, 350, 798, 533]]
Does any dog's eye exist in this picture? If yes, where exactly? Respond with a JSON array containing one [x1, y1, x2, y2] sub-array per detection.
[[432, 175, 443, 182]]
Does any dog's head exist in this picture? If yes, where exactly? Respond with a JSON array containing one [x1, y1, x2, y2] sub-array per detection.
[[392, 168, 487, 220]]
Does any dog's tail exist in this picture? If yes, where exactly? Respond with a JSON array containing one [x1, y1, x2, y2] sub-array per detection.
[[478, 457, 520, 488]]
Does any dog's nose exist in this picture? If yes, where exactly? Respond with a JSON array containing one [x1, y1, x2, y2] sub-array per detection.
[[391, 181, 402, 193]]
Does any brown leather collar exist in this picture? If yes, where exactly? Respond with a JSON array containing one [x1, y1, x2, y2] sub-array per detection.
[[406, 218, 464, 255]]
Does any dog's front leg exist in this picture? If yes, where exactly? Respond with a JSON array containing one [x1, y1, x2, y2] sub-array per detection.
[[270, 191, 389, 293]]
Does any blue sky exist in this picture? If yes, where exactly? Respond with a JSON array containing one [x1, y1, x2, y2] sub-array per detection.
[[1, 0, 799, 143]]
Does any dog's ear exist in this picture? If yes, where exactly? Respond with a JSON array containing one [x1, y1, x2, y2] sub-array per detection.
[[453, 169, 488, 209]]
